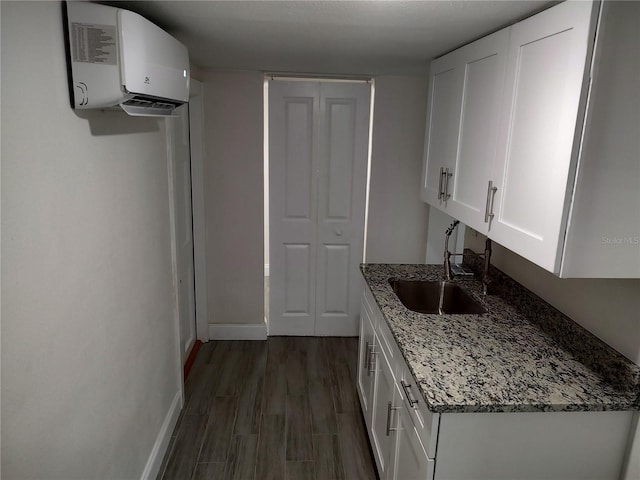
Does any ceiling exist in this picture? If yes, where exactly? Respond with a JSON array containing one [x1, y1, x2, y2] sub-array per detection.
[[114, 0, 556, 76]]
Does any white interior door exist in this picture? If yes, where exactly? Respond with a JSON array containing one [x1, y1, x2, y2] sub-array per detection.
[[269, 79, 370, 336], [269, 81, 319, 336], [315, 82, 370, 336], [169, 104, 197, 362]]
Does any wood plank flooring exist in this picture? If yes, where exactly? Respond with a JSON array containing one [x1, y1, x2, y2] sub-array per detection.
[[158, 337, 377, 480]]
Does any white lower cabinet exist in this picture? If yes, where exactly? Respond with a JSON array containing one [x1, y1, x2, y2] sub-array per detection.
[[435, 411, 635, 480], [363, 334, 435, 480], [357, 285, 636, 480], [388, 383, 435, 480], [357, 298, 375, 427], [369, 333, 396, 478], [359, 285, 437, 480]]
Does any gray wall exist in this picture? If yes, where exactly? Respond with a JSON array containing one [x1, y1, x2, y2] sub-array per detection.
[[366, 76, 430, 263], [201, 73, 430, 326], [1, 2, 180, 477], [202, 71, 265, 325]]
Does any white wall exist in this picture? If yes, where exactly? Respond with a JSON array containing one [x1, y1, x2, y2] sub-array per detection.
[[202, 71, 265, 325], [366, 76, 430, 263], [1, 2, 180, 478]]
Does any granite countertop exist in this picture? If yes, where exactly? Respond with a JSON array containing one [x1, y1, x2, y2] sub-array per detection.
[[360, 258, 640, 414]]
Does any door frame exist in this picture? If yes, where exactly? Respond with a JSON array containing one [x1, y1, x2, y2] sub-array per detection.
[[165, 107, 185, 401], [265, 76, 374, 336], [166, 78, 208, 401], [188, 79, 209, 343]]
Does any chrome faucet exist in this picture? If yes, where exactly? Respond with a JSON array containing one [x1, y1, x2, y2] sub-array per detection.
[[443, 220, 462, 281], [443, 220, 494, 295]]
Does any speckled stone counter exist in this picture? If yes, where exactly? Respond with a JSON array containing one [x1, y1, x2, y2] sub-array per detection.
[[360, 259, 640, 413]]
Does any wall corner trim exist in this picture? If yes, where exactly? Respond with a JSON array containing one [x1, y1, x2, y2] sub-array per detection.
[[208, 323, 268, 340], [140, 389, 183, 480]]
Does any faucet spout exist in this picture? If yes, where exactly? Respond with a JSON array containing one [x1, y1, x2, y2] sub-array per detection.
[[482, 238, 493, 295]]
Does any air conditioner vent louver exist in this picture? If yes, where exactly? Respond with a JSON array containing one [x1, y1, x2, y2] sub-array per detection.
[[121, 96, 180, 117], [124, 98, 155, 107]]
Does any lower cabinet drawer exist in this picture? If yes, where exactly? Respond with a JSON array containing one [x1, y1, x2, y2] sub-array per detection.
[[397, 360, 440, 460]]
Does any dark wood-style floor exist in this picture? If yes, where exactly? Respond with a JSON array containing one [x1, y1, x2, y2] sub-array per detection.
[[157, 337, 378, 480]]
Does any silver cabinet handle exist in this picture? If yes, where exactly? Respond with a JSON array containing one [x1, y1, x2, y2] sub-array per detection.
[[401, 380, 419, 407], [438, 167, 445, 200], [386, 401, 399, 436], [443, 168, 452, 200], [484, 180, 498, 223], [364, 341, 372, 371], [367, 349, 376, 376]]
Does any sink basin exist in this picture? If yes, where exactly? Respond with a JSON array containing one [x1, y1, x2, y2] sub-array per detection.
[[389, 279, 486, 315]]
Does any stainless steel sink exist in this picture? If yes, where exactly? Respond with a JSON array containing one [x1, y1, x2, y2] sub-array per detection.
[[389, 279, 486, 315]]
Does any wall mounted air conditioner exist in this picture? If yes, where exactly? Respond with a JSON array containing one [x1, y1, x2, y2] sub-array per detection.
[[64, 1, 189, 117]]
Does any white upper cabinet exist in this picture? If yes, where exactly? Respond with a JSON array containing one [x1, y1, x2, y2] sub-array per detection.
[[489, 0, 597, 273], [448, 30, 509, 229], [421, 54, 463, 206], [421, 0, 639, 277], [421, 29, 508, 228]]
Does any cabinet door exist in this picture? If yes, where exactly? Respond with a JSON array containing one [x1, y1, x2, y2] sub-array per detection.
[[389, 403, 434, 480], [489, 0, 598, 273], [421, 52, 464, 207], [370, 335, 396, 478], [357, 299, 376, 428], [446, 29, 509, 232]]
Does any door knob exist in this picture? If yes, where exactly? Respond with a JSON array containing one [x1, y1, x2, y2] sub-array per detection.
[[335, 228, 343, 236]]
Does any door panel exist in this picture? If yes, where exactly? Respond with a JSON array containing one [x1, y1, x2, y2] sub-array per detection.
[[322, 244, 350, 314], [283, 244, 312, 314], [325, 100, 356, 219], [270, 80, 370, 337], [285, 99, 315, 219]]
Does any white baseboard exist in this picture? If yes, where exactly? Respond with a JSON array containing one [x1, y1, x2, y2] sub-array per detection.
[[209, 322, 268, 340], [140, 390, 182, 480]]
